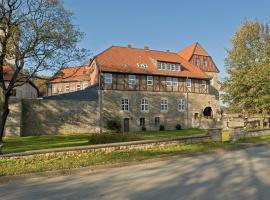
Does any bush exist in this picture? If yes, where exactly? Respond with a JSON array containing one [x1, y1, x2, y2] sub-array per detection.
[[141, 126, 146, 131], [88, 133, 142, 145], [159, 125, 165, 131], [105, 119, 121, 132], [176, 124, 182, 130]]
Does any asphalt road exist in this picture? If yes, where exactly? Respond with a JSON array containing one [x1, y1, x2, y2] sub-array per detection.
[[1, 145, 270, 200]]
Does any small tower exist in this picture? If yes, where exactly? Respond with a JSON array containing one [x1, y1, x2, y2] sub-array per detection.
[[178, 42, 219, 98]]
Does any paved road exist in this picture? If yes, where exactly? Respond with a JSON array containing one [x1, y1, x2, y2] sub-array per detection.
[[1, 145, 270, 200]]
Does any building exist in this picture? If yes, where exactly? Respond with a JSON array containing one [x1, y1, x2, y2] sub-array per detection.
[[48, 43, 221, 132], [47, 65, 93, 96], [2, 65, 39, 99]]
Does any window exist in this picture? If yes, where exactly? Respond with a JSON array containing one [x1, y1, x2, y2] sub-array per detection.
[[65, 85, 70, 92], [186, 78, 192, 88], [11, 89, 16, 96], [128, 75, 136, 85], [76, 84, 81, 91], [121, 98, 129, 111], [139, 117, 145, 127], [141, 98, 149, 112], [171, 64, 175, 71], [157, 61, 181, 71], [154, 117, 160, 126], [83, 82, 88, 89], [202, 80, 207, 88], [203, 57, 208, 66], [147, 76, 153, 85], [196, 58, 201, 66], [157, 62, 162, 69], [166, 77, 172, 86], [175, 64, 180, 71], [161, 99, 168, 111], [104, 73, 112, 84], [172, 78, 178, 86], [178, 99, 185, 112]]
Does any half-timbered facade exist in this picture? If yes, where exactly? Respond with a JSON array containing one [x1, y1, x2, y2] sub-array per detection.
[[48, 43, 221, 132]]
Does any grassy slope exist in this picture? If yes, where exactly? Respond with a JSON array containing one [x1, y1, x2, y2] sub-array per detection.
[[2, 129, 205, 154]]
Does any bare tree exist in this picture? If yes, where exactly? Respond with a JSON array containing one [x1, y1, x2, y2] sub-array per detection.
[[0, 0, 88, 142]]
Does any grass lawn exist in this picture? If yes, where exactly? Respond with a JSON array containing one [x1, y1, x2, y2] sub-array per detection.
[[2, 129, 205, 154], [2, 134, 90, 154], [137, 128, 205, 139], [237, 135, 270, 143]]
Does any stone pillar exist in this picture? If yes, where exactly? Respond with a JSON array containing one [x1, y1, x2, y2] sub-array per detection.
[[207, 128, 222, 142], [229, 126, 245, 141]]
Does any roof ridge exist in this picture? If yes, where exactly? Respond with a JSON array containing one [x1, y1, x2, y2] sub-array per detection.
[[109, 45, 179, 55]]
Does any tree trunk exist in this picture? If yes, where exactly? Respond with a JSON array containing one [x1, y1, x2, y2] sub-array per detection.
[[0, 95, 10, 142]]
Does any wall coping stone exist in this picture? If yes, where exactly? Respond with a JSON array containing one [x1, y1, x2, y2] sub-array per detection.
[[247, 128, 270, 132], [1, 134, 210, 158]]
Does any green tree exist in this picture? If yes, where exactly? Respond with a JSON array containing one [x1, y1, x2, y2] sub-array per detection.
[[0, 0, 88, 142], [222, 20, 270, 115]]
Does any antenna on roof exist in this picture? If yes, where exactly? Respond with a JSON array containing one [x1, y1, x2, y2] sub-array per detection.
[[127, 44, 132, 48]]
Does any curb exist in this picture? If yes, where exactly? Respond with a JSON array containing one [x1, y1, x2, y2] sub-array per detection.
[[1, 142, 268, 184]]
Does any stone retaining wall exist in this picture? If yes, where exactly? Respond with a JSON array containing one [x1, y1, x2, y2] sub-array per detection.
[[229, 127, 270, 141], [1, 128, 222, 157]]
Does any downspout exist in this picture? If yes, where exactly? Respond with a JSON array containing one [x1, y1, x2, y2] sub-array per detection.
[[95, 58, 103, 134]]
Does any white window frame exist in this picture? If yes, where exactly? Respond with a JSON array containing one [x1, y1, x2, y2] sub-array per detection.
[[160, 99, 168, 112], [104, 73, 112, 84], [178, 99, 185, 112], [65, 85, 70, 92], [186, 78, 192, 88], [175, 64, 180, 71], [76, 83, 81, 91], [172, 77, 178, 86], [128, 75, 136, 85], [203, 57, 208, 66], [141, 98, 149, 112], [147, 76, 153, 86], [166, 77, 172, 86], [202, 80, 207, 89], [121, 98, 129, 112], [171, 63, 175, 71], [162, 63, 166, 70], [157, 62, 162, 69]]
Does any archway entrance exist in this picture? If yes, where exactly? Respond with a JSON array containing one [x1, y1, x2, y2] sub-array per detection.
[[203, 107, 212, 118]]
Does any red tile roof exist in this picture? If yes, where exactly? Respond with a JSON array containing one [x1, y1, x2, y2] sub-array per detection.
[[178, 42, 209, 60], [178, 42, 219, 73], [95, 46, 210, 79], [50, 65, 91, 83], [3, 65, 28, 82]]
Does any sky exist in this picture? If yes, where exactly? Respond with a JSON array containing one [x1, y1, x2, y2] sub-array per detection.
[[64, 0, 270, 79]]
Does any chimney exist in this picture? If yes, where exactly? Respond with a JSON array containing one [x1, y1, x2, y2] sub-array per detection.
[[166, 50, 170, 52], [144, 46, 149, 50], [127, 44, 132, 48]]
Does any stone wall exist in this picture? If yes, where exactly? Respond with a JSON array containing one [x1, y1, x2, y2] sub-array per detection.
[[229, 127, 270, 141], [21, 99, 99, 135], [4, 99, 22, 137], [2, 99, 100, 136], [101, 90, 220, 132]]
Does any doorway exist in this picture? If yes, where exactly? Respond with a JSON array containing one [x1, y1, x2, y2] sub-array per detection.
[[123, 118, 129, 133], [203, 107, 212, 118]]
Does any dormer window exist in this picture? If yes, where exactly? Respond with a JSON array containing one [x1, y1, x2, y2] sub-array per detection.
[[157, 61, 181, 71]]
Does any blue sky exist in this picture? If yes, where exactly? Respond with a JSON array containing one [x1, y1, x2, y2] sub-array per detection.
[[64, 0, 270, 79]]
